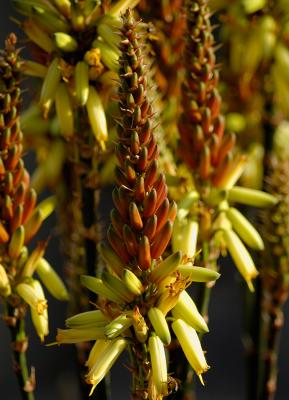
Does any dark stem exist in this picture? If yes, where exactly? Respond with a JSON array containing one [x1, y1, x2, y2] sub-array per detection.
[[245, 95, 275, 400], [244, 279, 262, 400], [129, 342, 149, 400], [7, 305, 35, 400], [258, 293, 284, 400], [76, 112, 108, 399]]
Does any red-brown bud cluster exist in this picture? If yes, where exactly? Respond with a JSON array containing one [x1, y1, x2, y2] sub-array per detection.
[[0, 35, 38, 250], [107, 10, 177, 272], [179, 0, 236, 185]]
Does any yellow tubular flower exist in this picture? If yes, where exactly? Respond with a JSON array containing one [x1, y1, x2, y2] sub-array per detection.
[[35, 257, 69, 301], [65, 310, 108, 329], [148, 336, 168, 397], [172, 319, 210, 385], [148, 308, 171, 345], [56, 327, 106, 344], [86, 339, 110, 370], [86, 338, 127, 396], [172, 291, 209, 333], [105, 313, 133, 339], [178, 263, 220, 282], [16, 281, 47, 315], [31, 307, 49, 342], [0, 264, 11, 297], [226, 207, 264, 250], [223, 229, 259, 292], [86, 86, 108, 149], [172, 219, 198, 260]]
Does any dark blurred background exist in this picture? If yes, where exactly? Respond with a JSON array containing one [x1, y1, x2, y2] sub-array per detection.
[[0, 1, 289, 399]]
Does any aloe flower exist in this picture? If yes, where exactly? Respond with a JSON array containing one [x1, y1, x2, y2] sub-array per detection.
[[0, 34, 68, 400], [55, 10, 220, 399], [173, 0, 277, 291]]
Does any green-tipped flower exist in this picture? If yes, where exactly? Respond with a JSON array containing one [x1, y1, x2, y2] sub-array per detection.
[[86, 338, 127, 395], [75, 61, 89, 106], [39, 57, 61, 117], [172, 319, 210, 385], [56, 327, 106, 344], [34, 196, 56, 220], [177, 191, 199, 219], [102, 271, 135, 303], [148, 308, 171, 345], [228, 186, 277, 207], [66, 310, 108, 329], [8, 225, 25, 259], [92, 39, 120, 72], [86, 86, 108, 148], [30, 279, 49, 341], [86, 339, 110, 370], [54, 32, 78, 52], [226, 207, 264, 250], [22, 19, 55, 53], [80, 275, 124, 304], [105, 314, 133, 339], [55, 83, 74, 138], [178, 263, 220, 282], [36, 257, 68, 301], [123, 269, 144, 296], [16, 281, 47, 315], [172, 291, 209, 333], [172, 219, 198, 259], [150, 251, 182, 283], [108, 0, 140, 17], [223, 229, 258, 291], [0, 264, 11, 297]]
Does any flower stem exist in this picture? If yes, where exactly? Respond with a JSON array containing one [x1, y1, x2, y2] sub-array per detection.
[[6, 305, 35, 400]]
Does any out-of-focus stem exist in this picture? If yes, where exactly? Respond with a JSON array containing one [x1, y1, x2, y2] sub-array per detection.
[[6, 306, 35, 400]]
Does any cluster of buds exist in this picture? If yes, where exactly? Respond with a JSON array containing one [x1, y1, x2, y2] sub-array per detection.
[[14, 0, 140, 148], [179, 0, 239, 186], [138, 0, 186, 99], [0, 34, 68, 341], [260, 151, 289, 313], [173, 0, 277, 290], [55, 10, 221, 399]]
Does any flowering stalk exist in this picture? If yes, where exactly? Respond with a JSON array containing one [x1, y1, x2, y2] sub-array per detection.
[[255, 146, 289, 400], [14, 2, 141, 397], [0, 34, 68, 400], [171, 0, 278, 397], [54, 10, 221, 400]]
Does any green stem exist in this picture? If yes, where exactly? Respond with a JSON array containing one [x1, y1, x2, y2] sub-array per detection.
[[7, 306, 35, 400], [129, 342, 148, 400]]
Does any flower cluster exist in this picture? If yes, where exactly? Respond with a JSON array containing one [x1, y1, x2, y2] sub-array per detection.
[[55, 10, 220, 399], [173, 0, 277, 290], [0, 34, 68, 341], [14, 0, 140, 148]]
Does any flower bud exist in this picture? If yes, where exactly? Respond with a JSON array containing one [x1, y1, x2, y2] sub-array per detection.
[[66, 310, 108, 329], [228, 186, 277, 207], [36, 257, 68, 301], [0, 264, 11, 297], [148, 308, 171, 345]]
